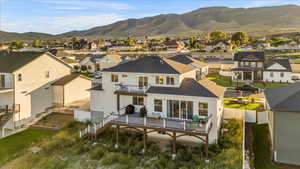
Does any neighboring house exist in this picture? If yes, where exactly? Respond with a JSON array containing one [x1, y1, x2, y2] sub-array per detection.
[[79, 55, 122, 73], [52, 74, 91, 107], [0, 51, 72, 125], [252, 41, 271, 50], [168, 55, 209, 78], [204, 40, 233, 53], [0, 51, 91, 127], [88, 56, 225, 144], [263, 59, 292, 83], [163, 40, 186, 52], [291, 64, 300, 81], [231, 52, 292, 82], [264, 83, 300, 166], [0, 44, 9, 50]]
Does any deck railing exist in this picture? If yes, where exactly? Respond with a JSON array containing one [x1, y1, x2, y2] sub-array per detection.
[[0, 104, 20, 114], [79, 113, 212, 138], [115, 84, 149, 94]]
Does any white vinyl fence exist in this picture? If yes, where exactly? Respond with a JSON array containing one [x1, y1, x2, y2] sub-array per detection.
[[223, 108, 268, 124], [74, 109, 91, 122]]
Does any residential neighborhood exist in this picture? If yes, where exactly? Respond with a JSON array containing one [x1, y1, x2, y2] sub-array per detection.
[[1, 1, 300, 169]]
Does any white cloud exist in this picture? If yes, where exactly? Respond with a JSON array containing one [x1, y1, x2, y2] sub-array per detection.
[[2, 13, 125, 34], [36, 0, 133, 10]]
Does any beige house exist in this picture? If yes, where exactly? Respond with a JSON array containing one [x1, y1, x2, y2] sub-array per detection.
[[80, 54, 123, 73], [52, 74, 91, 107]]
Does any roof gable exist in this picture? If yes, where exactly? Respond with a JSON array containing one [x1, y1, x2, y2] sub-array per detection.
[[264, 59, 291, 72]]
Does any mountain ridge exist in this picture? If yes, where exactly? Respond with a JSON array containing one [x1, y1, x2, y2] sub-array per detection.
[[1, 5, 300, 41]]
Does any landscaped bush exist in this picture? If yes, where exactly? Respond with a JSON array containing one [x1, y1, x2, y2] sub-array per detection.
[[89, 147, 106, 160]]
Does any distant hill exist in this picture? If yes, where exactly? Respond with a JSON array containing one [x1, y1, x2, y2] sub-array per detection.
[[0, 31, 54, 42], [58, 5, 300, 38], [2, 5, 300, 41]]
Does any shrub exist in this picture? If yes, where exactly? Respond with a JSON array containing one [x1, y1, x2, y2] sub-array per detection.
[[89, 147, 106, 160]]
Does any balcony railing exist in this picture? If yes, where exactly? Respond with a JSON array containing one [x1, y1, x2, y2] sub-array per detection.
[[0, 104, 20, 114], [115, 84, 149, 95]]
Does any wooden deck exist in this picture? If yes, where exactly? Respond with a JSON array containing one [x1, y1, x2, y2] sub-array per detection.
[[81, 113, 212, 158]]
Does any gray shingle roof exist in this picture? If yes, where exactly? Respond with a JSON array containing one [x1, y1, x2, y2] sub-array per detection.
[[0, 51, 46, 73], [168, 55, 207, 68], [234, 52, 265, 61], [102, 56, 195, 74], [146, 78, 225, 98], [264, 59, 292, 72], [264, 83, 300, 112]]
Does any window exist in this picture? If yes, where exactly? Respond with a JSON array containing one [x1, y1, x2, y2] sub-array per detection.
[[87, 65, 92, 70], [198, 103, 208, 116], [155, 76, 164, 84], [111, 74, 118, 82], [280, 72, 284, 78], [17, 74, 22, 81], [45, 71, 50, 78], [166, 76, 175, 85], [122, 74, 128, 78], [138, 76, 148, 88], [270, 72, 274, 78], [133, 96, 144, 105], [154, 99, 162, 112]]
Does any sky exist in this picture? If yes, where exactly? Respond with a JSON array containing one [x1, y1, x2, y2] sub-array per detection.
[[0, 0, 300, 34]]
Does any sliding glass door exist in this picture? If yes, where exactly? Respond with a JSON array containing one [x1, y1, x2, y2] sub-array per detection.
[[167, 100, 193, 119]]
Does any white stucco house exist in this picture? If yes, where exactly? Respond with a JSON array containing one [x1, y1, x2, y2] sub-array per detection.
[[86, 55, 225, 144], [0, 51, 90, 127], [79, 54, 123, 73]]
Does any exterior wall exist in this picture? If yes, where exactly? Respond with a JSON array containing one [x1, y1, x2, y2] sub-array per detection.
[[0, 73, 14, 88], [146, 93, 222, 144], [273, 111, 300, 165], [30, 83, 53, 116], [52, 86, 64, 106], [263, 71, 291, 83], [13, 53, 71, 121], [64, 77, 91, 105], [0, 92, 14, 107]]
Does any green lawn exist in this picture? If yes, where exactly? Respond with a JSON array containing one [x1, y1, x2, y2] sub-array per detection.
[[207, 73, 288, 89], [0, 128, 56, 165], [224, 100, 262, 110], [252, 124, 284, 169]]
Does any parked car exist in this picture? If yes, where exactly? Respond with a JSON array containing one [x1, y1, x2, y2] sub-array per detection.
[[235, 84, 259, 93]]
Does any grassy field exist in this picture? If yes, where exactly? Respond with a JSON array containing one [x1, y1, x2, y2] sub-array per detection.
[[207, 73, 288, 89], [224, 100, 262, 110], [251, 124, 284, 169], [1, 120, 243, 169], [0, 129, 57, 165]]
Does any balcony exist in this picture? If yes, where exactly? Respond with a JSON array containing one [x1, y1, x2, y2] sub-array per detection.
[[114, 84, 149, 96], [0, 104, 20, 114]]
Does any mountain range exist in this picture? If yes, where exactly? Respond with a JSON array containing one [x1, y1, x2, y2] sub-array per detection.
[[2, 5, 300, 41]]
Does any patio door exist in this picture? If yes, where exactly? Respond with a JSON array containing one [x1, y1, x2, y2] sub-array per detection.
[[138, 76, 148, 89], [167, 100, 180, 118], [167, 100, 193, 119]]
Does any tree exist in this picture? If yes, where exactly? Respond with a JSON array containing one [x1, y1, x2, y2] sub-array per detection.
[[231, 32, 249, 47], [209, 30, 226, 41], [189, 36, 197, 49], [32, 40, 41, 48], [9, 41, 25, 49]]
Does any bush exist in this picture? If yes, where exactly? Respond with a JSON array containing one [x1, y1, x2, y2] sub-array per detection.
[[89, 147, 106, 160]]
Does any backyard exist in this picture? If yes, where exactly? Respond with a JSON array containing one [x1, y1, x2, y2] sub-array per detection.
[[224, 100, 263, 111], [207, 73, 289, 89], [0, 119, 243, 169]]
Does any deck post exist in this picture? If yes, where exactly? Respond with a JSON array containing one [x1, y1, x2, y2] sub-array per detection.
[[163, 119, 166, 128], [144, 117, 146, 126], [117, 94, 120, 114], [205, 134, 209, 159], [115, 125, 119, 149], [142, 128, 147, 153], [172, 132, 176, 159]]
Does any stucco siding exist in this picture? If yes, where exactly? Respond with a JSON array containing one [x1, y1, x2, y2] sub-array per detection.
[[274, 111, 300, 165], [64, 77, 91, 105], [30, 83, 53, 115], [52, 86, 64, 106]]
